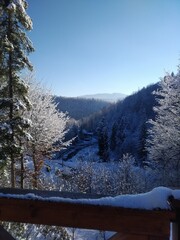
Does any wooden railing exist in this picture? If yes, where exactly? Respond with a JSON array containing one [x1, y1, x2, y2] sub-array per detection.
[[0, 188, 179, 240]]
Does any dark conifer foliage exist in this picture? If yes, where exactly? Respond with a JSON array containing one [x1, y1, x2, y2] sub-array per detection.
[[0, 0, 34, 187], [107, 84, 158, 162], [97, 118, 109, 161], [80, 84, 159, 163]]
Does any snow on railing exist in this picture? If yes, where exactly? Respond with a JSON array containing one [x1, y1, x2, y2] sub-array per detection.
[[0, 187, 179, 240]]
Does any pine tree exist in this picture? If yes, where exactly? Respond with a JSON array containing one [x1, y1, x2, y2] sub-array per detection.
[[0, 0, 34, 187], [147, 69, 180, 186], [116, 117, 126, 156], [137, 122, 148, 166], [110, 122, 117, 151], [97, 118, 109, 161]]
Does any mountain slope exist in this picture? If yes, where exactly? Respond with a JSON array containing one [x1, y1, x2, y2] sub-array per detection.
[[54, 96, 111, 120], [80, 83, 159, 164]]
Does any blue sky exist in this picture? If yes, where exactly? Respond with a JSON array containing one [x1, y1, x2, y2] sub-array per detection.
[[27, 0, 180, 97]]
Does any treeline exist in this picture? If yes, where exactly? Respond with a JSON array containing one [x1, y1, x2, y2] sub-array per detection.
[[80, 83, 158, 163]]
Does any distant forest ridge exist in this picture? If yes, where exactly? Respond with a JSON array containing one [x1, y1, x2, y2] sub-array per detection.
[[54, 96, 111, 120]]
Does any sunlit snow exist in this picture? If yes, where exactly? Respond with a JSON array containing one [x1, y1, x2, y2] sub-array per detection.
[[0, 187, 180, 210]]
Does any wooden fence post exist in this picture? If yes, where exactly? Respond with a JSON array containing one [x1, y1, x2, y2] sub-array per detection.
[[169, 222, 178, 240], [168, 196, 180, 240]]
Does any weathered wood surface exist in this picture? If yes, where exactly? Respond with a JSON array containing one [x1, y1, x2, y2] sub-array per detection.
[[108, 232, 169, 240], [0, 188, 176, 238]]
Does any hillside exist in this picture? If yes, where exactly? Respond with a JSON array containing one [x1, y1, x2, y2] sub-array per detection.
[[80, 83, 159, 164], [54, 96, 111, 120]]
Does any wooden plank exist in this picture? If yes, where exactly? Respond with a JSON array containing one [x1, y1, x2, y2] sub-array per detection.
[[111, 233, 172, 239], [108, 232, 149, 240], [148, 237, 169, 240], [0, 225, 15, 240], [108, 233, 169, 240], [0, 190, 175, 237]]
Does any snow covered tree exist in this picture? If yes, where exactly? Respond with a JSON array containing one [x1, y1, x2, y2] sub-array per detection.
[[2, 222, 70, 240], [147, 70, 180, 186], [93, 164, 112, 195], [24, 80, 69, 188], [114, 154, 140, 194], [70, 158, 95, 193], [0, 0, 34, 187]]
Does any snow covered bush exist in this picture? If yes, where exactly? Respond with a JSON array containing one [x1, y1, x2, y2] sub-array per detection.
[[110, 154, 144, 195], [2, 222, 70, 240], [64, 153, 146, 196], [67, 157, 95, 193]]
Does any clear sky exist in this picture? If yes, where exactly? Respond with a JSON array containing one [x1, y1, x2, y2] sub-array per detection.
[[27, 0, 180, 97]]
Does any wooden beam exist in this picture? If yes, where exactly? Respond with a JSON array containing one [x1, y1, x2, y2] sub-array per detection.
[[0, 225, 15, 240], [108, 232, 149, 240], [0, 188, 176, 237], [108, 232, 169, 240]]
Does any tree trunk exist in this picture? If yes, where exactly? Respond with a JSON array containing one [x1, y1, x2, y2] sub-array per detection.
[[20, 154, 24, 189], [32, 147, 38, 189], [8, 12, 15, 188]]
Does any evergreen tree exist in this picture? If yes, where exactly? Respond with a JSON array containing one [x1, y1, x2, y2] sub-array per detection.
[[116, 117, 126, 156], [110, 122, 117, 151], [0, 0, 34, 187], [97, 118, 109, 161], [147, 70, 180, 186], [136, 122, 148, 166]]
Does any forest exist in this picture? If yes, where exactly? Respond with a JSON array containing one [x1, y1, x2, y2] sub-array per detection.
[[54, 96, 110, 120], [0, 0, 179, 239]]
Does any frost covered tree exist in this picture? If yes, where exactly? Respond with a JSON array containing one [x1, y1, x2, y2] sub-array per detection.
[[69, 158, 95, 193], [147, 70, 180, 186], [0, 0, 34, 187], [24, 80, 69, 188], [2, 222, 70, 240], [113, 154, 141, 194]]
